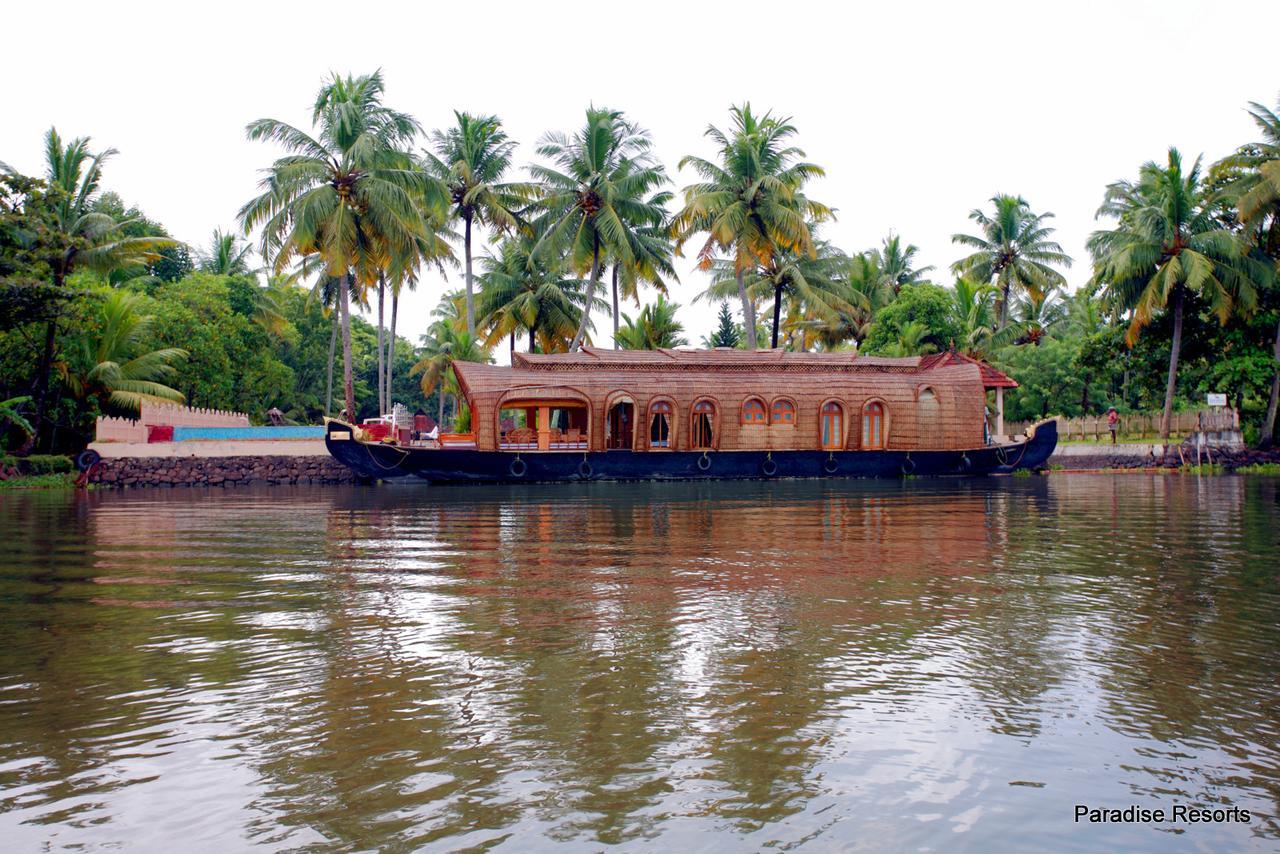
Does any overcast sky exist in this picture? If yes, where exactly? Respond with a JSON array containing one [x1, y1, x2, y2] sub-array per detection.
[[6, 0, 1279, 356]]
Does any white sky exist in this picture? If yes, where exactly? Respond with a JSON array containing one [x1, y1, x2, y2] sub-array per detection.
[[6, 0, 1279, 358]]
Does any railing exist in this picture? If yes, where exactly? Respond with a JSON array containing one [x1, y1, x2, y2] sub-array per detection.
[[1004, 409, 1239, 442], [498, 428, 588, 450]]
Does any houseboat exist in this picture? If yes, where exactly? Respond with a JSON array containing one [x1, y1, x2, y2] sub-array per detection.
[[323, 347, 1058, 483]]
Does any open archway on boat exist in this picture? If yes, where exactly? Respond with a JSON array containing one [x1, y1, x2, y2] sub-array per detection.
[[648, 400, 674, 449], [820, 401, 845, 450], [496, 388, 590, 451], [606, 394, 635, 450], [691, 399, 717, 449], [862, 401, 886, 450]]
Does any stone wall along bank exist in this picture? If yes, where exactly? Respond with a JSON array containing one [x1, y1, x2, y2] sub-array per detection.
[[91, 455, 360, 488]]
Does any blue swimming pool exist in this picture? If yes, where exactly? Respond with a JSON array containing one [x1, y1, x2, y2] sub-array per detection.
[[172, 426, 326, 441]]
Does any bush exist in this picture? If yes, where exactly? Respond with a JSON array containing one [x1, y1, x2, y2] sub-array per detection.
[[0, 454, 73, 474]]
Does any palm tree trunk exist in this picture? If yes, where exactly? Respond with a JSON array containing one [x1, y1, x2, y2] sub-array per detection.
[[611, 265, 620, 349], [387, 287, 398, 410], [340, 273, 356, 421], [529, 325, 536, 353], [464, 213, 476, 337], [376, 274, 386, 414], [997, 280, 1011, 329], [569, 238, 601, 352], [771, 284, 784, 349], [30, 318, 58, 450], [1260, 314, 1280, 449], [1159, 288, 1185, 440], [325, 310, 337, 416], [437, 384, 444, 432], [737, 266, 757, 350], [509, 329, 516, 361]]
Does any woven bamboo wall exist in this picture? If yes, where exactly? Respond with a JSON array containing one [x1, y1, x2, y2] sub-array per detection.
[[455, 353, 987, 452]]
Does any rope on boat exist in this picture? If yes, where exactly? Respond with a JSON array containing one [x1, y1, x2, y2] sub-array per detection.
[[698, 452, 711, 471], [824, 453, 838, 474], [364, 443, 410, 471], [901, 453, 915, 475]]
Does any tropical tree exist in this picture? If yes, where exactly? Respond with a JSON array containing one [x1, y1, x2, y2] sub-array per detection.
[[1089, 147, 1264, 437], [475, 233, 596, 355], [0, 396, 34, 449], [197, 228, 255, 275], [878, 320, 936, 357], [672, 105, 832, 349], [10, 129, 174, 441], [701, 240, 849, 348], [58, 290, 187, 415], [1009, 289, 1068, 346], [1218, 97, 1280, 446], [239, 71, 443, 420], [609, 191, 677, 347], [951, 194, 1071, 328], [874, 232, 934, 294], [530, 107, 669, 351], [615, 295, 688, 349], [424, 111, 531, 337], [951, 277, 998, 357], [411, 318, 491, 429]]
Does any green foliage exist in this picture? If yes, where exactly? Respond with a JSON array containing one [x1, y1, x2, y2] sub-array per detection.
[[1236, 462, 1280, 474], [706, 302, 740, 348], [993, 338, 1085, 421], [862, 283, 961, 356], [0, 453, 73, 474], [616, 295, 688, 349]]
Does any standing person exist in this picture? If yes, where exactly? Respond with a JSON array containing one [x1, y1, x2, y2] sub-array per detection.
[[983, 403, 992, 445], [1107, 407, 1119, 444]]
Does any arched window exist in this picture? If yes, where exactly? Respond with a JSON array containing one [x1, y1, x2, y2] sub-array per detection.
[[742, 397, 767, 425], [862, 401, 886, 450], [649, 401, 673, 448], [771, 398, 796, 425], [691, 400, 716, 449], [820, 402, 844, 450]]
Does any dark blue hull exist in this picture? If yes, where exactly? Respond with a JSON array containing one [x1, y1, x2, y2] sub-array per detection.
[[325, 420, 1057, 484]]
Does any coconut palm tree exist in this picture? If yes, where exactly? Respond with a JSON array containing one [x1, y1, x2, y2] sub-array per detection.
[[951, 194, 1071, 328], [411, 319, 491, 429], [949, 277, 998, 357], [875, 232, 935, 294], [475, 233, 597, 355], [1218, 97, 1280, 446], [197, 228, 256, 275], [239, 71, 444, 420], [615, 295, 688, 349], [16, 128, 174, 441], [530, 107, 669, 351], [58, 290, 187, 415], [424, 111, 532, 337], [610, 190, 677, 347], [672, 105, 832, 349], [878, 320, 936, 358], [1089, 148, 1265, 437], [1008, 289, 1068, 346]]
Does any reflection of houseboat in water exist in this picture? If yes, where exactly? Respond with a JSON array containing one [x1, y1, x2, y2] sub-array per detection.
[[325, 348, 1058, 483]]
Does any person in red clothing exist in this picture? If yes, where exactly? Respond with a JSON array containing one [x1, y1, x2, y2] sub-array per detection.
[[1107, 407, 1119, 444]]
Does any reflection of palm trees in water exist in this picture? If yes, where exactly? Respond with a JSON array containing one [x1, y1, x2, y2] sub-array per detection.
[[5, 478, 1278, 847]]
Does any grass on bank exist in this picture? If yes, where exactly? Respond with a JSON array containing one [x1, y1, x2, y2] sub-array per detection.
[[0, 472, 80, 490]]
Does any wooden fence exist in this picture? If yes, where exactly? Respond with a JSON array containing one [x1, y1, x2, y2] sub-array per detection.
[[1005, 409, 1239, 442]]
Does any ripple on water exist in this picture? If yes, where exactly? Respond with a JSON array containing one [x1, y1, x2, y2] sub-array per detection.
[[0, 476, 1277, 849]]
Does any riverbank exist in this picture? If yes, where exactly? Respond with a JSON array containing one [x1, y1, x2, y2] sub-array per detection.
[[88, 454, 357, 488], [1047, 442, 1280, 472]]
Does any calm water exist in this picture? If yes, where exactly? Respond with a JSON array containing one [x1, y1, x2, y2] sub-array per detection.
[[0, 476, 1278, 852]]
